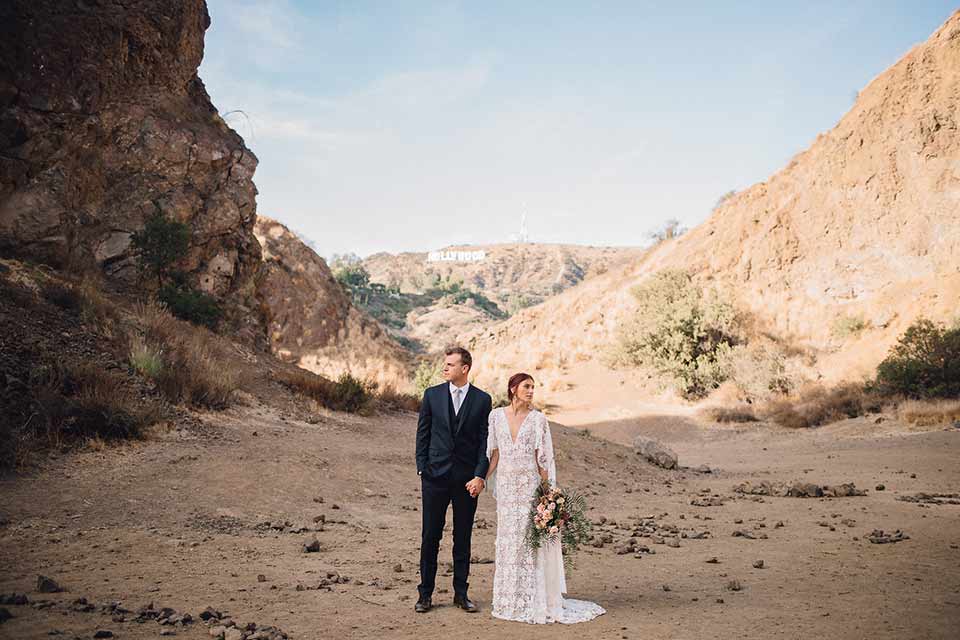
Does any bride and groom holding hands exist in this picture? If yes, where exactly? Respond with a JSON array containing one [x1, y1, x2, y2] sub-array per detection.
[[415, 346, 605, 624]]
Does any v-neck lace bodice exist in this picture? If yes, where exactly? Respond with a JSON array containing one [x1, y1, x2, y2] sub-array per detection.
[[504, 409, 532, 445]]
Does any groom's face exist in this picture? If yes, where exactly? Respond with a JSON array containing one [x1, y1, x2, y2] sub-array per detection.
[[442, 353, 469, 384]]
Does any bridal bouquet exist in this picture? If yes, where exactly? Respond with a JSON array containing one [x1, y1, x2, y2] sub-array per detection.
[[524, 480, 591, 570]]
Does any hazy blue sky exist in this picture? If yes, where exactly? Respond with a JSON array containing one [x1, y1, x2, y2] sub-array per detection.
[[199, 1, 956, 258]]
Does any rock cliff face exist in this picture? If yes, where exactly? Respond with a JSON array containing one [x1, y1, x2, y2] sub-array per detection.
[[0, 0, 262, 338], [464, 11, 960, 390], [255, 218, 413, 390]]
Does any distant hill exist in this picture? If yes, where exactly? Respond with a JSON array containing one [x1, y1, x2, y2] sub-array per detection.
[[358, 243, 643, 353]]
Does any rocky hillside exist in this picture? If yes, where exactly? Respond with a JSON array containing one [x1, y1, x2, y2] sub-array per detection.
[[360, 243, 642, 353], [0, 0, 264, 342], [364, 243, 642, 308], [255, 217, 413, 390], [463, 11, 960, 395]]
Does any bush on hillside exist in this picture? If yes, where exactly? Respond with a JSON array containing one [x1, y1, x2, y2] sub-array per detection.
[[897, 399, 960, 426], [131, 212, 190, 286], [158, 283, 223, 330], [832, 313, 871, 338], [872, 318, 960, 399], [615, 270, 739, 398], [130, 212, 223, 330], [720, 342, 800, 401], [646, 218, 687, 245], [277, 369, 375, 414], [760, 383, 881, 429], [414, 360, 442, 399], [1, 360, 161, 470], [133, 302, 238, 409]]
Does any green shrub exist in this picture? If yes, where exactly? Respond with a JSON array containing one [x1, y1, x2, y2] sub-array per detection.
[[134, 302, 238, 409], [873, 319, 960, 399], [43, 282, 82, 311], [131, 212, 190, 286], [328, 373, 373, 413], [159, 284, 223, 329], [721, 342, 798, 401], [131, 213, 223, 329], [413, 360, 442, 399], [832, 313, 871, 338], [129, 336, 163, 380], [278, 369, 374, 414], [334, 263, 371, 291], [615, 270, 739, 398]]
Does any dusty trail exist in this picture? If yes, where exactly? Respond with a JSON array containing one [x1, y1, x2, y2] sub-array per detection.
[[1, 399, 958, 640]]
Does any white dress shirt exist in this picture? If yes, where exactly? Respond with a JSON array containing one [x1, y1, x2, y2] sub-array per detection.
[[449, 381, 470, 415]]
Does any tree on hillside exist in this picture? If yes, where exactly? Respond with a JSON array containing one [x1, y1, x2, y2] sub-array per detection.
[[131, 212, 190, 287], [130, 212, 223, 328], [646, 218, 687, 245], [615, 270, 739, 398], [713, 189, 737, 210]]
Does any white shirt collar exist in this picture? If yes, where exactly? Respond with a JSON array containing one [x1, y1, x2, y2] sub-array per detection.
[[449, 381, 470, 396]]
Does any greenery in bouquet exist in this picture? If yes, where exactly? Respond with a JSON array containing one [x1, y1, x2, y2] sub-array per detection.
[[524, 480, 591, 570]]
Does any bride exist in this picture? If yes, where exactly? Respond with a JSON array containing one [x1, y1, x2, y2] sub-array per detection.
[[482, 372, 605, 624]]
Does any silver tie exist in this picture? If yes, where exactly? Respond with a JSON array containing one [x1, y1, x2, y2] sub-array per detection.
[[453, 388, 463, 415]]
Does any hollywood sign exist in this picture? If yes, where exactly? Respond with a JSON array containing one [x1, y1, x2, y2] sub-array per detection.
[[427, 250, 487, 263]]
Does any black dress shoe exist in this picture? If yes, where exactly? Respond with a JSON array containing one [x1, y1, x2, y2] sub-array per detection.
[[414, 596, 432, 613], [453, 594, 478, 613]]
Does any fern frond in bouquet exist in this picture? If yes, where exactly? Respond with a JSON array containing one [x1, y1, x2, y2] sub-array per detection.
[[524, 480, 592, 571]]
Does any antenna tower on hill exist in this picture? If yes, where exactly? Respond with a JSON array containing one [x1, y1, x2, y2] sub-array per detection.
[[518, 211, 529, 243]]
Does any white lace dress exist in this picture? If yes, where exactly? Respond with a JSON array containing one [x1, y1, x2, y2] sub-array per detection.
[[486, 407, 605, 624]]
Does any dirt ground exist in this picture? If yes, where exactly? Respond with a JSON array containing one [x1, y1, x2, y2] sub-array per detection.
[[1, 396, 958, 640]]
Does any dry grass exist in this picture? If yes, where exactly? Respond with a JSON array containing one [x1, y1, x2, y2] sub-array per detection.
[[133, 302, 239, 409], [700, 404, 759, 423], [376, 384, 421, 412], [275, 369, 416, 415], [897, 399, 960, 426], [3, 362, 161, 471], [760, 383, 881, 428]]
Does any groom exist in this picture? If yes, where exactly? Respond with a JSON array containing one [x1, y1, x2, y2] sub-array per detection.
[[415, 346, 492, 614]]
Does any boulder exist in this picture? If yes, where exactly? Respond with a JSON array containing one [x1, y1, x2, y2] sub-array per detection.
[[633, 437, 678, 469]]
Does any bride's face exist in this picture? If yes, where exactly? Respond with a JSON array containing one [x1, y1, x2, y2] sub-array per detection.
[[514, 379, 535, 403]]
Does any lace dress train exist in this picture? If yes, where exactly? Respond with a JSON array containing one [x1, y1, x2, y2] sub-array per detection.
[[486, 407, 605, 624]]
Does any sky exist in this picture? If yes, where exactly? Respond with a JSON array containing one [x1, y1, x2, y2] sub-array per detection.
[[199, 1, 957, 259]]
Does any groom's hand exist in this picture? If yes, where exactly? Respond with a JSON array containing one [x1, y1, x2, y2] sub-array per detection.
[[466, 477, 485, 497]]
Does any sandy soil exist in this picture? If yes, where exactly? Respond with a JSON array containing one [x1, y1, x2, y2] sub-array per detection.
[[1, 397, 958, 640]]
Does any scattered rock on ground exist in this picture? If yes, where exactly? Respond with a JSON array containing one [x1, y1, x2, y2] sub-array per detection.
[[36, 576, 64, 593], [897, 493, 960, 505], [633, 437, 678, 470], [867, 529, 910, 544]]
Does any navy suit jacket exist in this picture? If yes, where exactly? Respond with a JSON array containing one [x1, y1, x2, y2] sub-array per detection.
[[416, 383, 491, 482]]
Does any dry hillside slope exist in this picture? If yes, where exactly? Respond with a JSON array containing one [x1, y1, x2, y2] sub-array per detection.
[[463, 11, 960, 395], [365, 243, 643, 305], [255, 217, 413, 391]]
